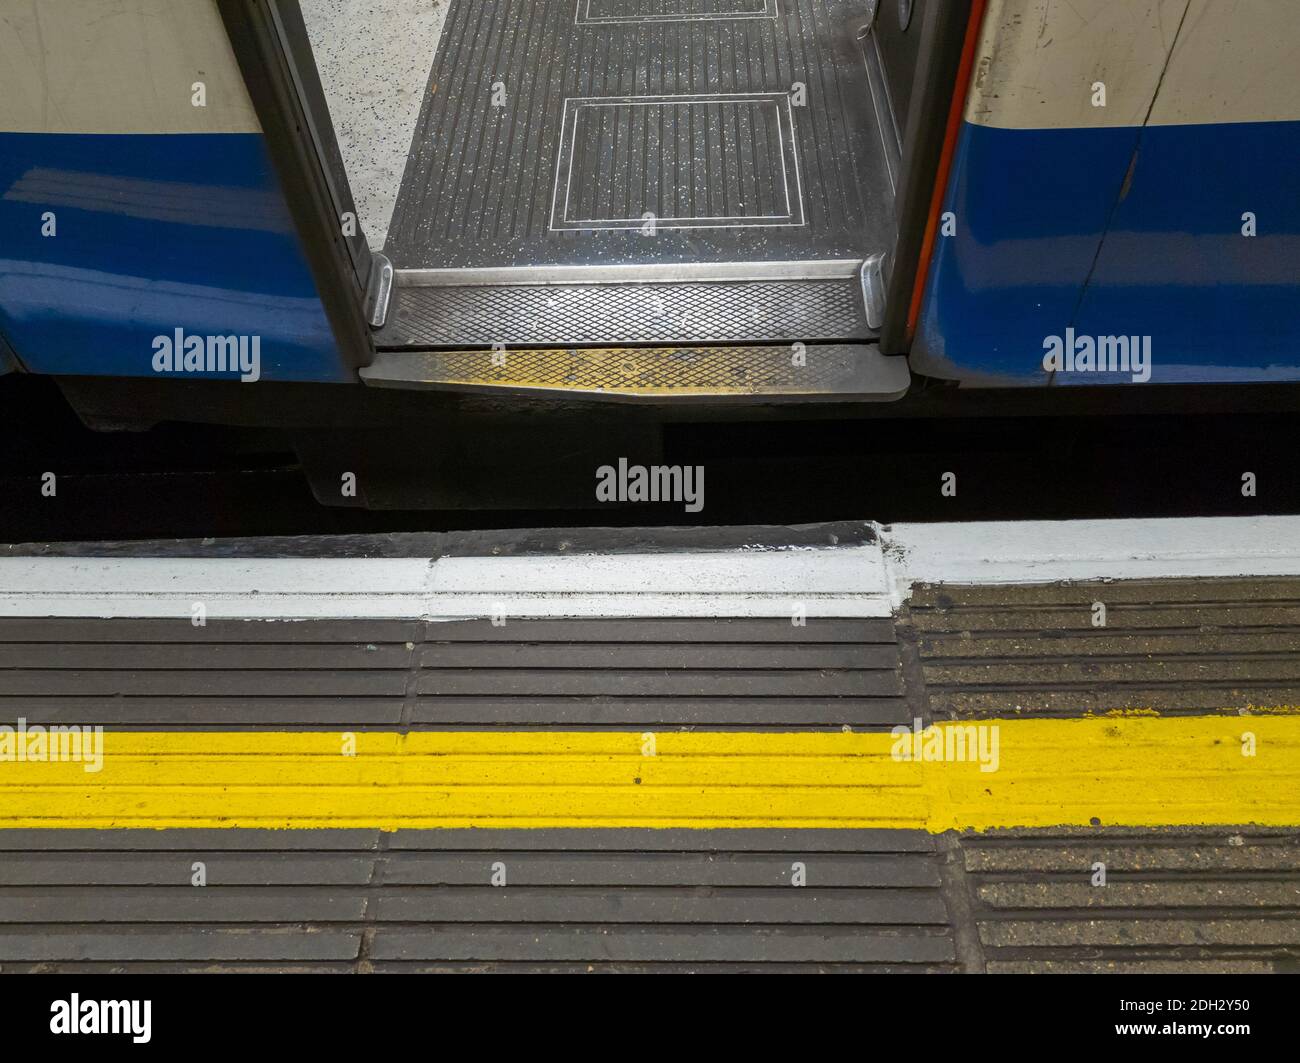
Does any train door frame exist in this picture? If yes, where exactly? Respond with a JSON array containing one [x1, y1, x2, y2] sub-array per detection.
[[217, 0, 378, 376], [214, 0, 978, 380]]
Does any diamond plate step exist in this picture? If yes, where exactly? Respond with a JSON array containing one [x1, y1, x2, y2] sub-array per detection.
[[374, 278, 873, 347]]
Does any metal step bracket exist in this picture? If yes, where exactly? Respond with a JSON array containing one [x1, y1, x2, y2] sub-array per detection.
[[364, 252, 394, 328], [860, 253, 887, 330]]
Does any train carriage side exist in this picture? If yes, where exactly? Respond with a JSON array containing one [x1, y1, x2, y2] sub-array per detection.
[[0, 0, 1296, 420], [911, 0, 1300, 387]]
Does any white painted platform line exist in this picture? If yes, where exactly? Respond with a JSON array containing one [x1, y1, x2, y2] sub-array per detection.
[[425, 549, 888, 617], [4, 516, 1299, 620], [0, 558, 431, 620], [0, 546, 891, 619], [880, 515, 1300, 607]]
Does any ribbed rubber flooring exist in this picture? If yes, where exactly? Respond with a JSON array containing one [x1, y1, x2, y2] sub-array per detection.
[[0, 616, 907, 730], [385, 0, 890, 269], [0, 829, 956, 972]]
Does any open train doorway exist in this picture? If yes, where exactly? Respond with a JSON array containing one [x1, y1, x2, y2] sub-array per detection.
[[296, 0, 970, 399]]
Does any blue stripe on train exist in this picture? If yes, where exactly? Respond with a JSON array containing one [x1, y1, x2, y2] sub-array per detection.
[[0, 131, 349, 383], [911, 119, 1300, 386]]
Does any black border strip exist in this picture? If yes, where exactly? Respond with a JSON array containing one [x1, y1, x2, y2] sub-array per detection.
[[0, 521, 876, 558], [879, 0, 973, 354]]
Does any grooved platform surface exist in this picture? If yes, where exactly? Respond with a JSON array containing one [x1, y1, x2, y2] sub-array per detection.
[[960, 828, 1300, 974], [5, 825, 1296, 972], [3, 566, 1300, 971], [0, 829, 956, 972], [907, 578, 1300, 718], [385, 0, 890, 269], [0, 616, 906, 731]]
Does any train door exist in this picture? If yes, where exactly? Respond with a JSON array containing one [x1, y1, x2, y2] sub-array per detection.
[[259, 0, 978, 401]]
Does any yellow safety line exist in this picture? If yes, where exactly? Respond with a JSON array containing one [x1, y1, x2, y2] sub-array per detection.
[[0, 717, 1297, 831]]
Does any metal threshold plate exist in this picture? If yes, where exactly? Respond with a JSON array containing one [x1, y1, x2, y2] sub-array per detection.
[[359, 344, 909, 402], [376, 277, 870, 347]]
